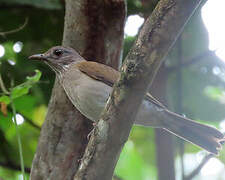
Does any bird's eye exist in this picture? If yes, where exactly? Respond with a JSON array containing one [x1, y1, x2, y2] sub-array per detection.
[[53, 49, 63, 56]]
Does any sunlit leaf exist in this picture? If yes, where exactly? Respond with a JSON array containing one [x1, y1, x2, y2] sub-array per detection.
[[32, 105, 47, 126], [0, 95, 10, 104], [14, 95, 37, 120], [11, 85, 31, 99]]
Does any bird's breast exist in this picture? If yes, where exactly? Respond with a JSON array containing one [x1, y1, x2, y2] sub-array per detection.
[[61, 69, 112, 122]]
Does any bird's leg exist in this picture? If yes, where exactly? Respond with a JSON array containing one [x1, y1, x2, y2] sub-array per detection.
[[87, 122, 97, 140]]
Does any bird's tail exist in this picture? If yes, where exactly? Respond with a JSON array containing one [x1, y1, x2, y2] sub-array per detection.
[[161, 110, 224, 155]]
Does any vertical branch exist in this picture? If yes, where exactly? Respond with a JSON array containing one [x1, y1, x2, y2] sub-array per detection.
[[151, 66, 176, 180], [155, 129, 175, 180]]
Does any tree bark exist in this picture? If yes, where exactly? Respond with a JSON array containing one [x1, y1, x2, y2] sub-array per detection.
[[30, 0, 126, 179], [74, 0, 203, 180], [155, 129, 175, 180]]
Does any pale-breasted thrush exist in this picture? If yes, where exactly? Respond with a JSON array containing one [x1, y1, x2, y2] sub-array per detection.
[[29, 46, 225, 155]]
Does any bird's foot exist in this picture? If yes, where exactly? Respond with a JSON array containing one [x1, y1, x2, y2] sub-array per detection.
[[87, 122, 97, 140]]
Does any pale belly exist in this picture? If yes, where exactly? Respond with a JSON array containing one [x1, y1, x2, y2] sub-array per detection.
[[74, 82, 111, 121], [62, 73, 111, 121]]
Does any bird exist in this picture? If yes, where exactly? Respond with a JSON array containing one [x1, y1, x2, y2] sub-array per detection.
[[29, 46, 225, 155]]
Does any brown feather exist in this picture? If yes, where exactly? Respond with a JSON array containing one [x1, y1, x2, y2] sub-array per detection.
[[76, 61, 120, 87]]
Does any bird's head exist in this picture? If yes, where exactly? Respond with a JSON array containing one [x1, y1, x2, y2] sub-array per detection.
[[29, 46, 84, 73]]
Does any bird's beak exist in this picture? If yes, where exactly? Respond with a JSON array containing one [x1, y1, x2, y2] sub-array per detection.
[[28, 54, 47, 61]]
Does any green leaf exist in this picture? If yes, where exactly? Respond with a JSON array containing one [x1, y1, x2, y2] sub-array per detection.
[[11, 85, 31, 99], [11, 70, 42, 99], [0, 95, 10, 104], [26, 70, 42, 83]]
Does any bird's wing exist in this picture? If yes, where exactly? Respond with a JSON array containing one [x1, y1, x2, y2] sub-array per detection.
[[76, 61, 166, 109], [76, 61, 119, 87]]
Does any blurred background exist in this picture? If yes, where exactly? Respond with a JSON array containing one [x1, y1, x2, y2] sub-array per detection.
[[0, 0, 225, 179]]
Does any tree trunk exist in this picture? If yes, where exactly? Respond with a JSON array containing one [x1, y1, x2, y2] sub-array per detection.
[[30, 0, 126, 179]]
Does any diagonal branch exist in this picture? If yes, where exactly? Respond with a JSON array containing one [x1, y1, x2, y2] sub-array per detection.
[[74, 0, 203, 179]]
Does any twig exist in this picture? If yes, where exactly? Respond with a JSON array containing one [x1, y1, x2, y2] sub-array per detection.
[[0, 17, 28, 37], [10, 84, 26, 180], [0, 73, 9, 95], [184, 154, 213, 180]]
